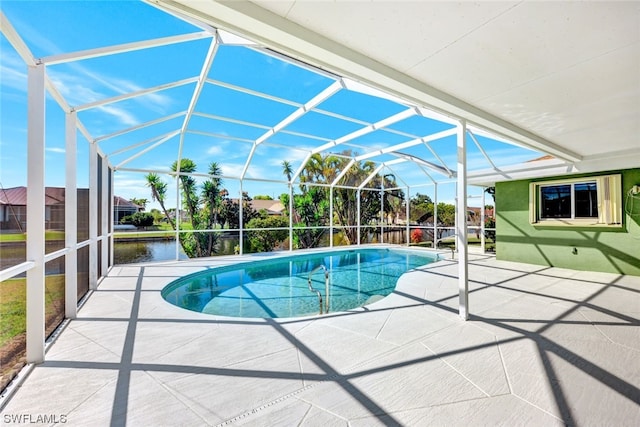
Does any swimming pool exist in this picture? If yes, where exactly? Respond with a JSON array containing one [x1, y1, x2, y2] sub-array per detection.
[[161, 248, 440, 318]]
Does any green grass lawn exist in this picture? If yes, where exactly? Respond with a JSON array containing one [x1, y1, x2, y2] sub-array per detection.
[[0, 223, 197, 242], [0, 231, 66, 243], [114, 222, 194, 239], [0, 275, 65, 348]]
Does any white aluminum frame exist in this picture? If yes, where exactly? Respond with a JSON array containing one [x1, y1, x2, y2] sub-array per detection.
[[0, 2, 579, 371]]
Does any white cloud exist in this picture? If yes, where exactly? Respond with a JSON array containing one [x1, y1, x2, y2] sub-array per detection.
[[47, 69, 104, 105], [206, 144, 225, 156], [46, 63, 173, 127], [220, 163, 243, 179], [46, 147, 65, 154], [265, 147, 310, 167], [97, 105, 138, 127], [0, 49, 28, 92]]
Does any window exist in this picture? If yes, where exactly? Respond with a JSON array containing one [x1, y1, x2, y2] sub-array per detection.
[[530, 174, 622, 226]]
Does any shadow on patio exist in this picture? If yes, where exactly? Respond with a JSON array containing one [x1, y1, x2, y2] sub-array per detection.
[[1, 255, 639, 426]]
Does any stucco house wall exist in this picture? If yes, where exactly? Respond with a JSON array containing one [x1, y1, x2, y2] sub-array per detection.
[[495, 168, 640, 276]]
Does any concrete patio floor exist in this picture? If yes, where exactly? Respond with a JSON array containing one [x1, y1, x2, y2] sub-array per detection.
[[1, 249, 639, 426]]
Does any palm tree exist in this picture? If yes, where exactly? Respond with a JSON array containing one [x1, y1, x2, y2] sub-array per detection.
[[171, 158, 204, 256], [171, 158, 198, 224], [282, 160, 293, 182], [145, 173, 174, 230], [202, 161, 223, 254]]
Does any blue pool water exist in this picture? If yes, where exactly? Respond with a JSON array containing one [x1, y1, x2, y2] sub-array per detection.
[[161, 248, 439, 318]]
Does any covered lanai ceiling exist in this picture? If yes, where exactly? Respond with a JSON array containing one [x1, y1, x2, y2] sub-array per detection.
[[1, 1, 638, 191]]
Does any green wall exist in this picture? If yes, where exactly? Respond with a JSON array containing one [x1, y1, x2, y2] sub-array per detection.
[[495, 168, 640, 276]]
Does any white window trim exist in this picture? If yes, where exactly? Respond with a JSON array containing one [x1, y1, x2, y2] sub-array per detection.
[[529, 174, 622, 227]]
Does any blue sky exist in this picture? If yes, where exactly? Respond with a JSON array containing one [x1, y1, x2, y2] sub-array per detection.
[[0, 1, 542, 210]]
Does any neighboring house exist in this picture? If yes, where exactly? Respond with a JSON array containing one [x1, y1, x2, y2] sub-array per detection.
[[0, 186, 66, 231], [113, 196, 144, 225], [466, 207, 495, 224], [0, 186, 140, 231], [238, 199, 286, 216]]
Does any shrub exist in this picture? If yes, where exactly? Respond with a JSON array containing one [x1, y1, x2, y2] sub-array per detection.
[[484, 217, 496, 242], [120, 212, 155, 227], [246, 216, 289, 252], [410, 228, 423, 244]]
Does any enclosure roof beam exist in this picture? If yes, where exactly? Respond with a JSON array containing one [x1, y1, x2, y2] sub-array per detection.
[[106, 130, 182, 159], [389, 152, 454, 178], [467, 129, 511, 180], [185, 130, 255, 144], [41, 31, 212, 65], [115, 130, 180, 170], [0, 12, 36, 66], [254, 80, 343, 147], [358, 164, 384, 190], [291, 152, 313, 184], [312, 108, 416, 154], [206, 78, 302, 107], [45, 76, 71, 113], [75, 77, 198, 112], [94, 111, 186, 143], [354, 127, 458, 162], [331, 158, 356, 187], [192, 112, 271, 130]]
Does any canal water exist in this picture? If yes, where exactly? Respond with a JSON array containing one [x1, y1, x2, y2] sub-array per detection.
[[1, 229, 424, 268]]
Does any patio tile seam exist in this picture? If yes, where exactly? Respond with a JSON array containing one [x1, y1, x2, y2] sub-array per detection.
[[293, 396, 351, 424], [211, 330, 464, 425], [145, 370, 217, 426], [373, 309, 395, 341], [578, 311, 640, 353], [63, 325, 125, 360], [326, 320, 467, 376], [420, 342, 492, 398], [222, 345, 300, 370], [61, 377, 118, 423], [510, 390, 566, 423], [137, 330, 220, 363], [496, 337, 515, 395], [212, 373, 343, 427]]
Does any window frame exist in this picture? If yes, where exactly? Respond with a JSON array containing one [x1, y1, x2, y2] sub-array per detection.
[[529, 174, 622, 227]]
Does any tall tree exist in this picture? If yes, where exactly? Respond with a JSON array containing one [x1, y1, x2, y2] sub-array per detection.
[[147, 159, 224, 258], [282, 160, 293, 182], [172, 159, 203, 256], [201, 161, 223, 255], [285, 150, 406, 246], [146, 173, 174, 230]]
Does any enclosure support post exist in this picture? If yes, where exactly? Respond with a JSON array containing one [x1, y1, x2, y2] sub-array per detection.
[[405, 185, 410, 246], [239, 181, 244, 255], [433, 183, 438, 249], [329, 186, 334, 247], [109, 167, 114, 267], [175, 174, 180, 260], [89, 135, 98, 290], [100, 155, 109, 277], [481, 187, 486, 253], [380, 187, 384, 243], [26, 62, 46, 364], [65, 111, 78, 319], [456, 120, 469, 320], [288, 183, 293, 251], [357, 189, 361, 245]]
